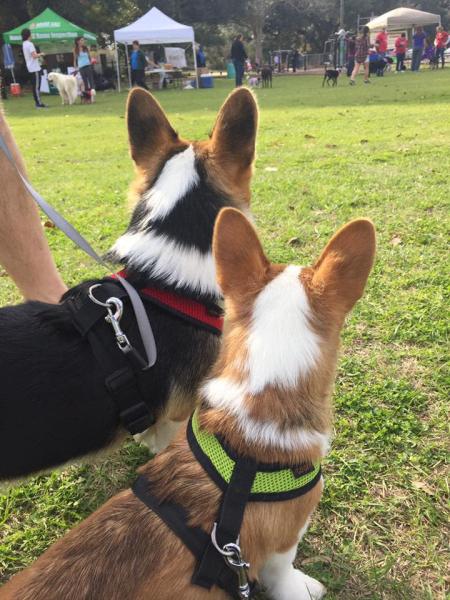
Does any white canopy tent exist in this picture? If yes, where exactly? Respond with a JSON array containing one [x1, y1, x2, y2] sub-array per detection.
[[113, 7, 198, 91], [367, 7, 441, 31]]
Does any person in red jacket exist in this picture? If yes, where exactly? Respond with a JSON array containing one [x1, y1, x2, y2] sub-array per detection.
[[435, 26, 449, 68], [395, 32, 408, 72], [375, 27, 388, 76], [375, 27, 388, 55]]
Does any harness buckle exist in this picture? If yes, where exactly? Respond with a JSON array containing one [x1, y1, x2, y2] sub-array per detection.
[[211, 523, 251, 599], [88, 284, 133, 354]]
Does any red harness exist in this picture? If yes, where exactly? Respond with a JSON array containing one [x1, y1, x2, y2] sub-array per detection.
[[112, 271, 223, 335]]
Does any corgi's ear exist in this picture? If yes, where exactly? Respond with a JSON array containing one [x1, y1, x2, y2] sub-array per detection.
[[311, 219, 376, 313], [126, 88, 179, 167], [213, 208, 269, 298], [210, 88, 258, 176]]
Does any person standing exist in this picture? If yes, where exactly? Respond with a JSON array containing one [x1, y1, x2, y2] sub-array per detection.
[[196, 45, 206, 68], [73, 36, 95, 93], [411, 26, 426, 71], [395, 32, 408, 73], [435, 26, 449, 68], [130, 41, 148, 89], [21, 29, 46, 109], [231, 35, 247, 87], [292, 48, 299, 72], [346, 35, 356, 77], [350, 26, 371, 85], [375, 27, 388, 76]]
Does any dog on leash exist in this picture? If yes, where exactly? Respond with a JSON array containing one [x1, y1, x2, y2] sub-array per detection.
[[0, 209, 376, 600], [248, 75, 260, 87], [47, 72, 78, 105], [261, 66, 273, 88], [322, 67, 340, 86], [0, 87, 258, 485]]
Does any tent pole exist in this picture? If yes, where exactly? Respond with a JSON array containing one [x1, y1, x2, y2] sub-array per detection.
[[193, 41, 199, 89], [125, 43, 131, 88], [115, 42, 121, 93]]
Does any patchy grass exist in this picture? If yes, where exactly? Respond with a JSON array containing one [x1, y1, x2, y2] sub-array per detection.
[[0, 72, 448, 598]]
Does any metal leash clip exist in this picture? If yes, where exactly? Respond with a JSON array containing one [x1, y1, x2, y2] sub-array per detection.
[[211, 523, 251, 599], [88, 284, 133, 354]]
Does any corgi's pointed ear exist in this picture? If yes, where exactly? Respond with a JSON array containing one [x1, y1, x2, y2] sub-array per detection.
[[126, 88, 179, 167], [213, 208, 269, 298], [210, 88, 258, 174], [312, 219, 376, 313]]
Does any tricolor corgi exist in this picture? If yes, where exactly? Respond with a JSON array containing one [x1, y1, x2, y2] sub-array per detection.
[[0, 87, 258, 484], [1, 208, 376, 599]]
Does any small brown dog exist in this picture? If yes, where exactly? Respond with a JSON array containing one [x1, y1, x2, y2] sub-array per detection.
[[1, 210, 375, 600]]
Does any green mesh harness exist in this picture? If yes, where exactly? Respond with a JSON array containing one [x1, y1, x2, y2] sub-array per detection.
[[132, 410, 322, 599], [188, 409, 322, 501]]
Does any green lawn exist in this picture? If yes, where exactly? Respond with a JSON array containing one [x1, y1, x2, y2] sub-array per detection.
[[0, 72, 448, 599]]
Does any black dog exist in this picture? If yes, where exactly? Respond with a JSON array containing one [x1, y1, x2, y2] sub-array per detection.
[[0, 87, 258, 483], [322, 68, 340, 87], [261, 66, 273, 88]]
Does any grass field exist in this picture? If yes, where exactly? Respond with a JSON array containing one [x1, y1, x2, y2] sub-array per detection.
[[0, 72, 448, 599]]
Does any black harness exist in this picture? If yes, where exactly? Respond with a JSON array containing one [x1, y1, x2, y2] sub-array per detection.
[[67, 279, 155, 435], [132, 413, 322, 599], [66, 278, 223, 436]]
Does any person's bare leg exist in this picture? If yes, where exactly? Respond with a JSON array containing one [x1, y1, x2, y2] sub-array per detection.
[[364, 61, 370, 82], [350, 62, 360, 82], [0, 106, 67, 302]]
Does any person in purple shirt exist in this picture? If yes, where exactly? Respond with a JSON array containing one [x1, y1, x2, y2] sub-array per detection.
[[412, 26, 427, 71]]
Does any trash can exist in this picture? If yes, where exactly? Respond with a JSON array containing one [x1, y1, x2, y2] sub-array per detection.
[[199, 74, 214, 88], [226, 61, 235, 79]]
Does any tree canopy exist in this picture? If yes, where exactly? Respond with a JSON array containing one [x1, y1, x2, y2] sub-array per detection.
[[1, 0, 449, 57]]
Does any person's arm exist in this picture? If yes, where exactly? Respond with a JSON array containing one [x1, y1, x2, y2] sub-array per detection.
[[73, 51, 77, 68], [0, 107, 67, 302]]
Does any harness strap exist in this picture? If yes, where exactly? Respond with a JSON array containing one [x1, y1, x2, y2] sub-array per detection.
[[67, 280, 155, 434], [132, 476, 258, 600], [192, 456, 257, 591]]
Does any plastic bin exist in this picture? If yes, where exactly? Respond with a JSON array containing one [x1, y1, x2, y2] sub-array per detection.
[[226, 62, 235, 79], [199, 74, 214, 88]]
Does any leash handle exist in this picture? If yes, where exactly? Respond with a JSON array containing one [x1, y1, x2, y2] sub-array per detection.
[[0, 133, 157, 368]]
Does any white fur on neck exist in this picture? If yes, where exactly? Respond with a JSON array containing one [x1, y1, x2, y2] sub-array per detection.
[[141, 145, 199, 225], [111, 229, 219, 296], [247, 265, 321, 394], [202, 377, 330, 456]]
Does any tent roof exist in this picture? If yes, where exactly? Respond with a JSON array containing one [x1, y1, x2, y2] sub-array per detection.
[[3, 8, 96, 48], [367, 7, 441, 30], [114, 7, 194, 44]]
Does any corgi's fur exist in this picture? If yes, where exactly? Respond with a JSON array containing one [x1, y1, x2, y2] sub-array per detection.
[[47, 72, 78, 105], [1, 209, 376, 599], [0, 88, 258, 484]]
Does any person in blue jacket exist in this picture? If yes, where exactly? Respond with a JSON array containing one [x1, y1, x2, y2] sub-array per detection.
[[130, 41, 149, 90]]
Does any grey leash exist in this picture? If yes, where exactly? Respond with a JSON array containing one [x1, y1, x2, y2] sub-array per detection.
[[0, 133, 157, 369]]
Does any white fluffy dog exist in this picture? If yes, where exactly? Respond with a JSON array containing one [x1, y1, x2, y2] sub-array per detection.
[[47, 72, 78, 105]]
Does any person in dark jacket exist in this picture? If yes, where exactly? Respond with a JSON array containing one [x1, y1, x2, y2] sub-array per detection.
[[130, 40, 148, 89], [231, 34, 247, 87]]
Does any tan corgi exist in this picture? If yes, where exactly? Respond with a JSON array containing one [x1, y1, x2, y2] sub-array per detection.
[[0, 208, 376, 600]]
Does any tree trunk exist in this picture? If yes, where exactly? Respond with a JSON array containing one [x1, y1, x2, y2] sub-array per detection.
[[253, 21, 264, 65], [250, 1, 266, 66]]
